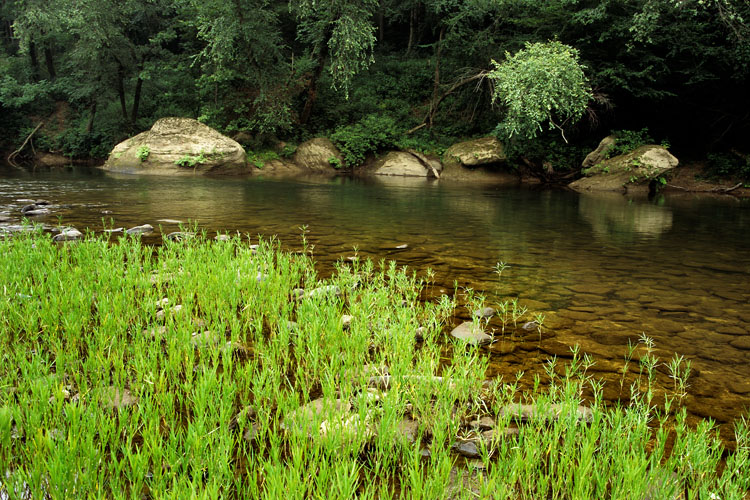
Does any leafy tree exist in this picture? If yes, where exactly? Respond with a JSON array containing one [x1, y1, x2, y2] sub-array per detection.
[[489, 41, 592, 143], [291, 0, 378, 123]]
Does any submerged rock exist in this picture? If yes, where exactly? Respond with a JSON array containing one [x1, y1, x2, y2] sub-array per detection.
[[450, 321, 492, 346], [473, 307, 496, 319], [23, 208, 50, 217], [499, 403, 594, 423]]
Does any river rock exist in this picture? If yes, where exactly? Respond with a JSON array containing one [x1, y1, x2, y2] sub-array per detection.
[[444, 137, 506, 168], [450, 321, 492, 346], [473, 307, 496, 319], [371, 151, 441, 178], [341, 314, 353, 330], [305, 285, 342, 299], [453, 439, 482, 458], [126, 224, 154, 235], [102, 386, 137, 410], [52, 229, 82, 242], [729, 337, 750, 350], [499, 403, 593, 423], [20, 204, 38, 214], [581, 135, 617, 169], [103, 117, 247, 175], [569, 145, 678, 193], [23, 208, 50, 216], [165, 231, 195, 241], [396, 417, 421, 445], [292, 137, 344, 172]]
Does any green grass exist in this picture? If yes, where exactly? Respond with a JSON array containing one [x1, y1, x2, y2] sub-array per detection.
[[0, 230, 748, 499]]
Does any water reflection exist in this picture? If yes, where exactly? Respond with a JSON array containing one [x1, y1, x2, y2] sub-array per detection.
[[578, 192, 673, 241]]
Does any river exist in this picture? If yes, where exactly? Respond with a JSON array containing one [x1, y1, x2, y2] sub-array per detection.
[[1, 166, 749, 441]]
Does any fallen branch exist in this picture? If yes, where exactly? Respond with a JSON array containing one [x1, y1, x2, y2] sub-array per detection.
[[712, 182, 743, 193], [8, 121, 44, 168]]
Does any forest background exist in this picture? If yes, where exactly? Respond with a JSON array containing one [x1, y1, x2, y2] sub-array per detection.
[[1, 0, 749, 178]]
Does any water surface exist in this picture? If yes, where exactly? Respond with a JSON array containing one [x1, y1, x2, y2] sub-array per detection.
[[2, 166, 749, 439]]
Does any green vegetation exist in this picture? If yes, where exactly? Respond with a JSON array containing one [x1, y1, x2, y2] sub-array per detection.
[[706, 152, 750, 181], [174, 151, 207, 168], [0, 232, 748, 498], [1, 0, 748, 170], [246, 149, 280, 169], [136, 145, 150, 162], [605, 129, 655, 159]]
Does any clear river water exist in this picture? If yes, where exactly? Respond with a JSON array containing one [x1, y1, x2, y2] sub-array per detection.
[[1, 166, 749, 442]]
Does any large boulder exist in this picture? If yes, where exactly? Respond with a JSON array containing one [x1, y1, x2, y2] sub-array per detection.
[[440, 137, 516, 184], [292, 138, 344, 172], [443, 137, 506, 169], [569, 145, 678, 193], [581, 135, 617, 169], [372, 151, 442, 178], [102, 117, 247, 175]]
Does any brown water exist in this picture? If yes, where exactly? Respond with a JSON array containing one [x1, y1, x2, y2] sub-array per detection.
[[2, 166, 749, 440]]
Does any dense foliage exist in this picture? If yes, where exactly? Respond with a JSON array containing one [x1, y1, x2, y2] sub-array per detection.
[[1, 0, 748, 167]]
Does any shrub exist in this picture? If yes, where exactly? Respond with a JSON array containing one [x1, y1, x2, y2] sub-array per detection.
[[605, 128, 654, 158], [329, 114, 400, 166], [706, 152, 750, 180]]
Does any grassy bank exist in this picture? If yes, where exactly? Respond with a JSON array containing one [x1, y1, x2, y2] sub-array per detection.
[[0, 231, 748, 499]]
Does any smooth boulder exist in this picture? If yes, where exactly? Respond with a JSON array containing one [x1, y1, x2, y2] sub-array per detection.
[[440, 137, 517, 184], [372, 151, 442, 178], [102, 117, 247, 175], [292, 137, 345, 172]]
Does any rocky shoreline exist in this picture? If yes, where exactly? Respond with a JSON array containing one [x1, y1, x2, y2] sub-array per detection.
[[5, 116, 748, 197]]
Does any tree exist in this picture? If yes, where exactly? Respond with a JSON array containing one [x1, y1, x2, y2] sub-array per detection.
[[291, 0, 378, 123], [488, 41, 591, 143]]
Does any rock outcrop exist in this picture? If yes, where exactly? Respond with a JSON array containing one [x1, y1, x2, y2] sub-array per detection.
[[440, 137, 517, 184], [569, 145, 678, 193], [443, 137, 506, 169], [292, 138, 345, 172], [102, 117, 247, 175], [371, 151, 442, 178], [581, 135, 617, 169]]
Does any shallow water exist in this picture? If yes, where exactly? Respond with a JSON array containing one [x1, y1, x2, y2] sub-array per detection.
[[1, 166, 749, 439]]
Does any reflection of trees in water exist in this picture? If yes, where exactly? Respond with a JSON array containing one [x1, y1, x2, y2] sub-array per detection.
[[578, 192, 673, 241]]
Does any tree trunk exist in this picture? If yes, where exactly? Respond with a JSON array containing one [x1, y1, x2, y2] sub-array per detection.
[[378, 0, 385, 43], [406, 7, 416, 54], [428, 26, 445, 128], [28, 40, 39, 82], [44, 44, 56, 80], [131, 76, 143, 125], [300, 31, 331, 125], [117, 65, 129, 124], [86, 100, 97, 134]]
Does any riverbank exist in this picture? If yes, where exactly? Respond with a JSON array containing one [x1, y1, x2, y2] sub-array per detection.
[[1, 232, 748, 498]]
